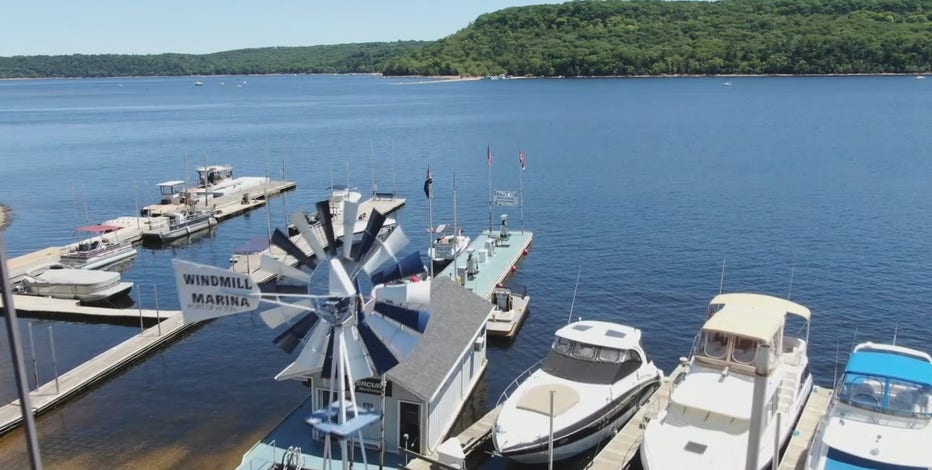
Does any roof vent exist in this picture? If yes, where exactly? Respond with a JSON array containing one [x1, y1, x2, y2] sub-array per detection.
[[572, 324, 592, 332], [605, 329, 627, 339], [684, 441, 708, 454]]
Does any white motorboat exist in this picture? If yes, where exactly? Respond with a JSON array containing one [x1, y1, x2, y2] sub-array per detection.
[[59, 224, 138, 270], [428, 224, 470, 264], [494, 320, 662, 464], [486, 286, 530, 338], [141, 209, 217, 243], [20, 268, 133, 302], [640, 293, 814, 470], [805, 342, 932, 470]]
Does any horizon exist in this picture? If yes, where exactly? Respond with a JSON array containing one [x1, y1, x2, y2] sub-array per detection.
[[1, 1, 564, 57]]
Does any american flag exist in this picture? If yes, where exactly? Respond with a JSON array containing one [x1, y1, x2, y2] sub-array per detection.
[[423, 166, 432, 199], [519, 150, 527, 170], [487, 146, 493, 167]]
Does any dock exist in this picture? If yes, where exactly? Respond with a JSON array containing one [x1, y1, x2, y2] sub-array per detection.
[[0, 313, 189, 435], [588, 363, 688, 470], [1, 294, 175, 320], [437, 229, 532, 300], [230, 195, 407, 284], [404, 405, 502, 470], [778, 386, 832, 470]]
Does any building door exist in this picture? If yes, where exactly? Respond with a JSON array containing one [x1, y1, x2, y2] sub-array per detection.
[[398, 401, 421, 455]]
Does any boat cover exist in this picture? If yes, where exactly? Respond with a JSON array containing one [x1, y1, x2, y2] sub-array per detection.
[[845, 351, 932, 387]]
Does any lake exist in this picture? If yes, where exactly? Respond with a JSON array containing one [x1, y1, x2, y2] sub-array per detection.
[[0, 74, 930, 468]]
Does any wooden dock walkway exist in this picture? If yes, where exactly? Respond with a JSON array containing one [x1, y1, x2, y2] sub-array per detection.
[[404, 405, 502, 470], [1, 294, 176, 319], [778, 386, 832, 470], [589, 363, 688, 470], [0, 313, 188, 435], [230, 196, 407, 284]]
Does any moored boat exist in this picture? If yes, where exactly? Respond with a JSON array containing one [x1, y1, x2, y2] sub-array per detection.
[[20, 268, 133, 302], [141, 209, 217, 243], [493, 320, 662, 464], [805, 342, 932, 470], [428, 223, 470, 268], [59, 224, 137, 270], [640, 293, 814, 470]]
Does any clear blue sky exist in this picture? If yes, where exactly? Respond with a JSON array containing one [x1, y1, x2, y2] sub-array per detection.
[[1, 1, 565, 56]]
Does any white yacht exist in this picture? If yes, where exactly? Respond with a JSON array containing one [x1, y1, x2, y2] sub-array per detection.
[[640, 293, 814, 470], [805, 342, 932, 470], [428, 224, 470, 265], [494, 320, 662, 464]]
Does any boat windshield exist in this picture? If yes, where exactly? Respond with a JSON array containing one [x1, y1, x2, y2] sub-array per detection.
[[543, 337, 642, 385], [837, 372, 932, 418]]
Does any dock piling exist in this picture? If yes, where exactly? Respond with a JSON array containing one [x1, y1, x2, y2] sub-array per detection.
[[154, 284, 161, 336], [28, 322, 39, 390], [137, 289, 144, 333], [48, 326, 59, 395]]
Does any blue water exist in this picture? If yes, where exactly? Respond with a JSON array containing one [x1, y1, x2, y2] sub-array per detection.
[[1, 75, 930, 468]]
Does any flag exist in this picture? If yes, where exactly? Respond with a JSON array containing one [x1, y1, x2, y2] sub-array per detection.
[[487, 146, 493, 167], [519, 150, 527, 170], [423, 166, 432, 199]]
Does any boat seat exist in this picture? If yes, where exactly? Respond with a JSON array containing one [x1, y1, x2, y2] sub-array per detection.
[[890, 388, 921, 413], [516, 383, 579, 417]]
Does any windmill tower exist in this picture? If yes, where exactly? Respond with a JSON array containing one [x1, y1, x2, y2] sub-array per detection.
[[173, 192, 429, 470]]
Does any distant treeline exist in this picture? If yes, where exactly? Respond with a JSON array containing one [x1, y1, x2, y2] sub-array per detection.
[[2, 0, 930, 79], [384, 0, 932, 76], [0, 42, 429, 79]]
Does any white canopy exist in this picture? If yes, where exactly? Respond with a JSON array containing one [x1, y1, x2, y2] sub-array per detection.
[[703, 306, 785, 343], [709, 293, 811, 321]]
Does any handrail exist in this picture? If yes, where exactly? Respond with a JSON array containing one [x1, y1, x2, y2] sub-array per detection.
[[495, 359, 543, 407]]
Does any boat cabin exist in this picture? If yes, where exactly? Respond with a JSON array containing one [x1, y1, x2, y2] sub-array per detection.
[[543, 321, 648, 385], [155, 180, 187, 204], [196, 164, 233, 187], [694, 293, 811, 374], [837, 345, 932, 418]]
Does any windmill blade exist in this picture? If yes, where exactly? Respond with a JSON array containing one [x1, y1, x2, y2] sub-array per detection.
[[373, 280, 431, 308], [259, 299, 314, 329], [355, 319, 401, 374], [315, 200, 338, 257], [270, 228, 315, 270], [273, 312, 321, 354], [172, 259, 259, 323], [361, 311, 420, 360], [290, 210, 328, 262], [373, 301, 430, 333], [353, 209, 387, 262], [370, 251, 426, 286], [342, 327, 378, 382], [340, 192, 362, 259], [360, 226, 409, 275], [260, 252, 311, 283], [329, 258, 356, 297], [275, 320, 332, 381]]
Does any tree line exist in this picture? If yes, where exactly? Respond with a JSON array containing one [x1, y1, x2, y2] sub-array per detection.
[[2, 0, 930, 79]]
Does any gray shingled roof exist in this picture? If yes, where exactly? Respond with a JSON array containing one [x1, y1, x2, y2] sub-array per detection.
[[386, 276, 492, 402]]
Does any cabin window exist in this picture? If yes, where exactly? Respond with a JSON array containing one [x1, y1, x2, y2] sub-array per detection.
[[702, 331, 729, 359], [553, 337, 572, 355], [572, 342, 596, 360], [598, 347, 621, 363], [731, 337, 758, 364]]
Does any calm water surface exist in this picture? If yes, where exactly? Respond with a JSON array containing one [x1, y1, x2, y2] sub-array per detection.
[[0, 75, 930, 468]]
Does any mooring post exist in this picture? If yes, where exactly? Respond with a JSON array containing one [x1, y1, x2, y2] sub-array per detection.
[[28, 321, 39, 389], [137, 287, 144, 333], [154, 283, 161, 336], [48, 325, 59, 395]]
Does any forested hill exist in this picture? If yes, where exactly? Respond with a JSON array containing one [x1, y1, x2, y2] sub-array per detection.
[[384, 0, 932, 76], [0, 41, 428, 79]]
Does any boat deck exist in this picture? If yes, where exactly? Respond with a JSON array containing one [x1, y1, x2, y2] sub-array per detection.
[[230, 196, 407, 284], [236, 396, 405, 470], [588, 363, 688, 470], [0, 314, 188, 435], [778, 386, 833, 470], [140, 179, 296, 223]]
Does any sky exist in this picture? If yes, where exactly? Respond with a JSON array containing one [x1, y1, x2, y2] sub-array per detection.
[[0, 1, 565, 57]]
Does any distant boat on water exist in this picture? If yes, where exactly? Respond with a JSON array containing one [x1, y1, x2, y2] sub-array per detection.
[[723, 81, 734, 86], [193, 81, 204, 86], [916, 75, 926, 80]]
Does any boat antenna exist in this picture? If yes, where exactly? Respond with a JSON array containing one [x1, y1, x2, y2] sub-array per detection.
[[391, 137, 397, 199], [718, 257, 726, 294], [893, 323, 899, 346], [264, 159, 272, 244], [833, 339, 840, 387], [281, 157, 288, 230], [566, 266, 582, 325], [370, 138, 377, 196], [787, 265, 795, 300]]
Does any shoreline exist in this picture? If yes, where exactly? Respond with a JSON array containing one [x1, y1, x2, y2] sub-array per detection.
[[0, 204, 9, 231]]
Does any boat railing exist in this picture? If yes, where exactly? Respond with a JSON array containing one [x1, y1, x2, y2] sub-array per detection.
[[495, 359, 543, 407]]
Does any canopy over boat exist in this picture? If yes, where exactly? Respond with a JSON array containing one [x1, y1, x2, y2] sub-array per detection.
[[702, 306, 785, 343], [709, 293, 811, 321], [846, 350, 932, 387], [75, 224, 120, 233]]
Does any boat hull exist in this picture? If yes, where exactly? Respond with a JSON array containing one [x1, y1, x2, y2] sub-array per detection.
[[60, 246, 138, 270], [142, 216, 217, 242]]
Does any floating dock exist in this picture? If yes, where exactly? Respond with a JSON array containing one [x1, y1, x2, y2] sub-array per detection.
[[230, 194, 406, 284], [0, 313, 188, 436], [404, 405, 503, 470], [588, 363, 688, 470], [778, 386, 833, 470], [1, 294, 174, 320]]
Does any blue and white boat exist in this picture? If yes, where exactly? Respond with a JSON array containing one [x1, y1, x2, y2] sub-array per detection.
[[805, 342, 932, 470]]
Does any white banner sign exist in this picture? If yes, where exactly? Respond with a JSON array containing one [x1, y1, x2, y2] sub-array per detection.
[[493, 190, 519, 207]]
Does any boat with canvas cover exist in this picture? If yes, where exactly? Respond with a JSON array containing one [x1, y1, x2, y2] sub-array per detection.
[[805, 342, 932, 470], [493, 320, 662, 464], [428, 223, 470, 267], [640, 293, 814, 470], [59, 224, 137, 270], [20, 267, 133, 302]]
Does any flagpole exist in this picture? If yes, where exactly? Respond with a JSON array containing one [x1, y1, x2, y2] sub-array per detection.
[[427, 165, 434, 279], [519, 150, 525, 233], [487, 146, 493, 237], [453, 172, 459, 284]]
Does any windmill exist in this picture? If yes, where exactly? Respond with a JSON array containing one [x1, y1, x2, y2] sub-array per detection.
[[173, 191, 429, 469]]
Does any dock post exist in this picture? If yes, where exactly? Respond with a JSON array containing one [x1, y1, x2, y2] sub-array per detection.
[[48, 326, 59, 395], [154, 284, 161, 336], [137, 288, 144, 333], [28, 321, 39, 389], [548, 389, 555, 470], [0, 237, 45, 469]]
